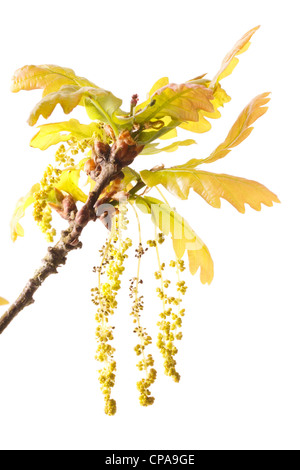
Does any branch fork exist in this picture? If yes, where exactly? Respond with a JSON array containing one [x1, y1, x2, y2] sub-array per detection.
[[0, 132, 143, 334]]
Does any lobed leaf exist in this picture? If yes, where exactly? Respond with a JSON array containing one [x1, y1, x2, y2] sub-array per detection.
[[135, 77, 178, 140], [55, 169, 88, 203], [135, 119, 181, 145], [28, 85, 85, 126], [135, 196, 214, 284], [11, 64, 97, 96], [134, 76, 230, 140], [134, 82, 214, 124], [179, 82, 231, 134], [179, 93, 271, 169], [28, 85, 123, 128], [10, 183, 40, 241], [210, 26, 260, 89], [30, 119, 101, 150], [140, 168, 280, 213], [11, 169, 88, 241], [135, 77, 169, 113], [121, 167, 140, 189], [140, 139, 196, 156]]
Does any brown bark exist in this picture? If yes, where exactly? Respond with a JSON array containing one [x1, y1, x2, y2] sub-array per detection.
[[0, 158, 121, 334]]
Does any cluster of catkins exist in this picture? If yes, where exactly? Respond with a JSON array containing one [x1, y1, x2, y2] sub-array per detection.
[[92, 208, 188, 416]]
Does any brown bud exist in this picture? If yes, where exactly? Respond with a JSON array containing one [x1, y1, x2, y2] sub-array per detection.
[[48, 195, 77, 221], [84, 158, 96, 175], [93, 140, 110, 163], [118, 130, 136, 147], [104, 124, 116, 142], [110, 130, 143, 166], [54, 187, 65, 203]]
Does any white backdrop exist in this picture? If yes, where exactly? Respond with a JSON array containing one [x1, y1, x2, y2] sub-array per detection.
[[0, 0, 299, 451]]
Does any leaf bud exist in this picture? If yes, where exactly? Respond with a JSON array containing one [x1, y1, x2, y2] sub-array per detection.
[[84, 158, 96, 175], [93, 140, 111, 163]]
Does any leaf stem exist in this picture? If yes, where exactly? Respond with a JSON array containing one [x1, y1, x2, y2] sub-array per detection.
[[155, 185, 171, 206], [130, 203, 149, 374]]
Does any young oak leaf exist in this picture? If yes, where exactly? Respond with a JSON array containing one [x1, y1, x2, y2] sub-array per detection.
[[135, 119, 181, 146], [210, 25, 260, 89], [30, 119, 101, 150], [134, 77, 177, 140], [134, 82, 214, 124], [54, 169, 88, 203], [140, 139, 196, 155], [178, 25, 260, 134], [11, 169, 88, 241], [203, 92, 270, 164], [135, 195, 214, 284], [158, 116, 178, 140], [179, 82, 231, 134], [135, 77, 170, 113], [121, 167, 140, 190], [178, 93, 271, 169], [10, 183, 40, 241], [28, 85, 86, 126], [140, 25, 259, 136], [0, 297, 9, 306], [27, 86, 122, 128], [140, 168, 280, 213], [11, 64, 98, 97], [172, 23, 259, 136], [114, 75, 228, 140], [10, 183, 65, 241]]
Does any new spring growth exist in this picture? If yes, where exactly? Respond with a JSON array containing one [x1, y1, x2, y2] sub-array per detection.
[[92, 205, 132, 416], [147, 234, 187, 383], [4, 27, 279, 416], [33, 164, 62, 242], [130, 94, 139, 116], [130, 239, 157, 407]]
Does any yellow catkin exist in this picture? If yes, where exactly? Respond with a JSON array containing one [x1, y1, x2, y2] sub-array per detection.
[[130, 203, 157, 406], [92, 208, 132, 416], [148, 232, 187, 383], [32, 164, 62, 242]]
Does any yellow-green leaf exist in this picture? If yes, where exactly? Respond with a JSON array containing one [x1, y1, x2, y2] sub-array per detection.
[[30, 119, 101, 150], [158, 117, 178, 140], [10, 170, 88, 241], [210, 26, 260, 89], [180, 93, 270, 169], [55, 169, 88, 203], [135, 196, 214, 284], [11, 64, 97, 96], [140, 169, 280, 213], [122, 167, 140, 190], [28, 85, 84, 126], [28, 85, 122, 128], [134, 82, 214, 124], [10, 183, 40, 241], [179, 82, 231, 134], [135, 77, 178, 139], [84, 91, 123, 126], [136, 119, 180, 145], [140, 139, 196, 155], [204, 92, 270, 164], [135, 77, 177, 140], [114, 77, 178, 140], [0, 297, 9, 306], [135, 77, 170, 113]]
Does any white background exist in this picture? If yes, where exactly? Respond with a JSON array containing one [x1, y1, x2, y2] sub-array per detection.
[[0, 0, 299, 451]]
